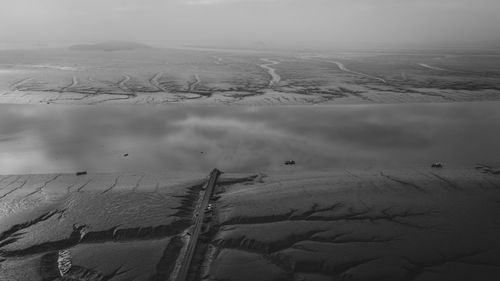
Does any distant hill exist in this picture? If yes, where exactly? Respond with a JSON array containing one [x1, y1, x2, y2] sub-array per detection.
[[69, 41, 152, 51]]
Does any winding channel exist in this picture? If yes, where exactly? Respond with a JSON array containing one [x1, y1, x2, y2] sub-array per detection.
[[328, 61, 387, 84], [418, 63, 448, 71], [259, 58, 281, 87]]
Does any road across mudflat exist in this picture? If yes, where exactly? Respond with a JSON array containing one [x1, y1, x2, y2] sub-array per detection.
[[175, 169, 221, 281]]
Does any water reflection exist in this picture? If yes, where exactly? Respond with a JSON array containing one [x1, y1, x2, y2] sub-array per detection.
[[0, 102, 499, 174]]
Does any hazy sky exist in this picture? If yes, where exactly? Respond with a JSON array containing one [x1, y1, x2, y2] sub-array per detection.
[[1, 0, 499, 49]]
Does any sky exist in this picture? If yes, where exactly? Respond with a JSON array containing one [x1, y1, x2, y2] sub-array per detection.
[[1, 0, 499, 49]]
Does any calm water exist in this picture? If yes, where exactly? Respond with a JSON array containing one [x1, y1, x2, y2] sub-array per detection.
[[1, 102, 499, 174]]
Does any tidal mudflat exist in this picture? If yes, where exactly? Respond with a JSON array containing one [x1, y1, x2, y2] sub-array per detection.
[[1, 44, 500, 281], [0, 101, 499, 280], [0, 172, 207, 281], [1, 48, 500, 105], [211, 169, 500, 281], [1, 168, 500, 281], [2, 0, 500, 278]]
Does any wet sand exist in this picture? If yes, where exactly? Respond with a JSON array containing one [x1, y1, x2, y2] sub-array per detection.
[[210, 168, 500, 281], [1, 48, 500, 281], [0, 102, 499, 280], [2, 48, 500, 105], [0, 172, 207, 281], [1, 167, 499, 281]]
